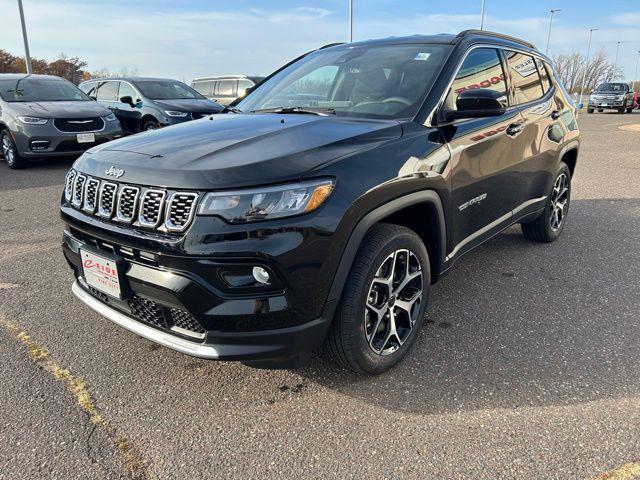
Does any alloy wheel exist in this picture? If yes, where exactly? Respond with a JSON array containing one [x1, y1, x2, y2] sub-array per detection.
[[2, 135, 15, 165], [364, 249, 423, 356], [549, 173, 569, 232]]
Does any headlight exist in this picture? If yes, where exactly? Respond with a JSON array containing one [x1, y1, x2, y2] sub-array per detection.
[[616, 95, 624, 101], [18, 116, 48, 125], [104, 113, 117, 122], [164, 110, 188, 117], [198, 179, 334, 223]]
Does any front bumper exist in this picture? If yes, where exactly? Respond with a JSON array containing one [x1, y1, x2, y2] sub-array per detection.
[[12, 121, 123, 157], [588, 99, 625, 109], [61, 221, 337, 367]]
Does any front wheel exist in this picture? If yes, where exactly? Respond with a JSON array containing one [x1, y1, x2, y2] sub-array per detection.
[[1, 130, 27, 169], [142, 119, 160, 131], [521, 162, 571, 243], [325, 224, 430, 374], [587, 108, 594, 114]]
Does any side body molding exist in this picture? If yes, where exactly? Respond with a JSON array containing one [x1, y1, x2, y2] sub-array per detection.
[[326, 190, 447, 306]]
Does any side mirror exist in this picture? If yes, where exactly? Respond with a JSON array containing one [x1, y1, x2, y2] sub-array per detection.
[[441, 89, 507, 122], [119, 95, 135, 107]]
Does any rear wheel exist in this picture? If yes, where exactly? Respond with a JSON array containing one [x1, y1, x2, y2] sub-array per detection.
[[521, 162, 571, 243], [1, 130, 27, 169], [325, 224, 430, 374]]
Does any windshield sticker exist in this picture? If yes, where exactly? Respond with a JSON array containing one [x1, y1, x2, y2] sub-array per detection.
[[414, 52, 431, 61]]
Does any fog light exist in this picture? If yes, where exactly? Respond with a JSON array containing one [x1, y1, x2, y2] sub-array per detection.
[[252, 266, 271, 285]]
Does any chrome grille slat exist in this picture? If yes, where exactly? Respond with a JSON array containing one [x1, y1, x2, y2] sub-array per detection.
[[97, 182, 117, 218], [82, 178, 100, 213], [139, 189, 166, 228], [165, 192, 198, 232], [64, 169, 198, 233], [116, 186, 140, 223], [71, 174, 86, 208], [64, 170, 77, 202]]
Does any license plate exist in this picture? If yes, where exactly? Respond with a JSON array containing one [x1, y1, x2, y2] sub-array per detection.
[[601, 103, 609, 107], [81, 249, 121, 298], [77, 133, 95, 143]]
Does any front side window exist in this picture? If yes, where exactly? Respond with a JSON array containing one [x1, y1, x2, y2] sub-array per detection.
[[505, 51, 545, 104], [236, 43, 451, 120], [118, 82, 139, 102], [0, 78, 90, 102], [134, 80, 205, 100], [97, 81, 118, 101], [444, 48, 508, 112]]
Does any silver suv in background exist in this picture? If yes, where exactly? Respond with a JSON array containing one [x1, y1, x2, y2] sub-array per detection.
[[0, 74, 122, 169], [190, 75, 264, 105], [588, 82, 634, 114]]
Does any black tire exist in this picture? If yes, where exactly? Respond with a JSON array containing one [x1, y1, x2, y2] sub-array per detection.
[[598, 109, 604, 113], [626, 107, 633, 114], [618, 107, 625, 114], [521, 162, 571, 243], [1, 130, 27, 169], [325, 223, 430, 375], [587, 108, 594, 114], [142, 119, 160, 131]]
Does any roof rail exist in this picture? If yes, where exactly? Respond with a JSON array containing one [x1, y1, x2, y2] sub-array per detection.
[[319, 42, 345, 50], [456, 30, 536, 49]]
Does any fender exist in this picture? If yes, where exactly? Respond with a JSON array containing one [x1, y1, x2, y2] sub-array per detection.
[[325, 190, 446, 306]]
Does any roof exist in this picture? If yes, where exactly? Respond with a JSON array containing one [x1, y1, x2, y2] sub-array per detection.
[[80, 76, 183, 83], [191, 75, 265, 82]]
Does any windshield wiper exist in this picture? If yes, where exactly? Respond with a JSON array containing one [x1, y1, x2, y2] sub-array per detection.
[[251, 106, 335, 116], [220, 105, 241, 114]]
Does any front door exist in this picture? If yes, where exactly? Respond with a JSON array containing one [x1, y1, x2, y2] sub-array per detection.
[[443, 47, 523, 260], [115, 81, 143, 134]]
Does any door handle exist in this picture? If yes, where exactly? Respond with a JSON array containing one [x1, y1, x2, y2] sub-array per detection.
[[551, 110, 561, 120], [506, 123, 524, 136]]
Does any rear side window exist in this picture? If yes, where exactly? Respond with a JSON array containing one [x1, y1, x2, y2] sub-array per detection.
[[192, 80, 213, 96], [445, 48, 508, 111], [97, 81, 118, 101], [79, 81, 97, 96], [505, 51, 545, 104], [216, 80, 236, 96], [536, 59, 552, 93]]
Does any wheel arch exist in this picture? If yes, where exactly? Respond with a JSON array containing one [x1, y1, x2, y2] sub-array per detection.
[[560, 144, 578, 178], [326, 190, 446, 307]]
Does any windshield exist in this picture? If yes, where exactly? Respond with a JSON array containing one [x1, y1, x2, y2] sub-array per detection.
[[236, 43, 451, 120], [0, 78, 90, 102], [595, 83, 627, 92], [134, 80, 205, 100]]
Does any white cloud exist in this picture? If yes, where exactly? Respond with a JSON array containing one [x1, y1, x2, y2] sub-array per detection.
[[611, 12, 640, 25]]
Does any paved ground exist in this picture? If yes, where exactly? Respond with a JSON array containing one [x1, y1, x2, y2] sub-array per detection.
[[1, 112, 639, 479]]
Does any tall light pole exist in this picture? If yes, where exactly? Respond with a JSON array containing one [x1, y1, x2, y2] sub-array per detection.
[[480, 0, 486, 30], [579, 28, 598, 109], [612, 41, 622, 80], [17, 0, 33, 74], [545, 9, 561, 55], [633, 51, 640, 94], [348, 0, 353, 42]]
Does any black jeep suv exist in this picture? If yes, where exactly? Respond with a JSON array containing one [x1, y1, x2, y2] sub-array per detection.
[[61, 30, 580, 374]]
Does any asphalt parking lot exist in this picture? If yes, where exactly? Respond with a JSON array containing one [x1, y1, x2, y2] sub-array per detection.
[[1, 112, 639, 479]]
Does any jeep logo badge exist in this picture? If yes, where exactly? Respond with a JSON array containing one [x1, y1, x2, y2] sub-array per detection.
[[105, 166, 125, 178]]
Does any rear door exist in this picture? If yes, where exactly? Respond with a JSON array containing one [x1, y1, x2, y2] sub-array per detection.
[[445, 47, 523, 258], [213, 80, 237, 105], [503, 51, 557, 209]]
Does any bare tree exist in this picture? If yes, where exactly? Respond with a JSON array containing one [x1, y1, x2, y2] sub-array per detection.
[[553, 49, 618, 93]]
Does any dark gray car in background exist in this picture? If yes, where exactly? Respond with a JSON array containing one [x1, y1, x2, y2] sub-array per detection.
[[587, 82, 635, 114], [79, 77, 223, 135], [0, 74, 123, 169]]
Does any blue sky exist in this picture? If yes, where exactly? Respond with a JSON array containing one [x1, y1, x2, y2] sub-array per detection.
[[2, 0, 639, 82]]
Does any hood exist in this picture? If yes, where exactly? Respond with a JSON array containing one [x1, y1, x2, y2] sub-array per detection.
[[152, 98, 223, 114], [9, 100, 111, 118], [75, 113, 402, 189]]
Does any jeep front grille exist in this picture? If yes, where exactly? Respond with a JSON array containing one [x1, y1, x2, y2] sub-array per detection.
[[166, 193, 198, 232], [64, 169, 198, 233], [83, 178, 100, 213], [116, 186, 140, 223], [139, 189, 166, 228]]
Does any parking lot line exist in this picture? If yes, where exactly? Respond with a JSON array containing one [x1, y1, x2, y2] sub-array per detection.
[[0, 315, 148, 480]]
